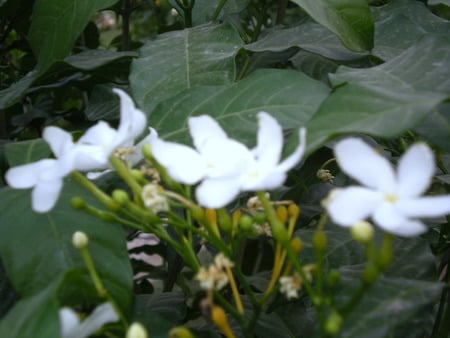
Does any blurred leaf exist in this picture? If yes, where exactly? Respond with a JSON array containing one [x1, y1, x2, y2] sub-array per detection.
[[0, 71, 38, 109], [64, 50, 137, 71], [85, 84, 120, 121], [428, 0, 450, 5], [414, 103, 450, 152], [169, 0, 248, 26], [150, 69, 329, 147], [0, 179, 133, 334], [4, 138, 51, 166], [289, 0, 374, 51], [28, 0, 118, 73], [305, 35, 450, 153], [130, 23, 243, 113], [246, 21, 367, 61], [372, 0, 450, 60]]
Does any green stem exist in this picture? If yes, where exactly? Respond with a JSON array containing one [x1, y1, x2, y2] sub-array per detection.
[[109, 155, 143, 202], [71, 172, 119, 210], [212, 0, 228, 20]]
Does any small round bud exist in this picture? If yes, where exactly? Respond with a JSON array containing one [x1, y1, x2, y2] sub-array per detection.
[[71, 196, 86, 209], [239, 215, 253, 232], [169, 326, 194, 338], [288, 204, 300, 219], [351, 221, 374, 244], [112, 189, 129, 205], [72, 231, 89, 249], [290, 237, 303, 253], [131, 169, 146, 184], [211, 305, 229, 330], [362, 262, 379, 284], [253, 212, 266, 224], [271, 221, 289, 243], [326, 269, 341, 286], [312, 231, 327, 251], [324, 311, 343, 335], [276, 206, 288, 224], [218, 209, 232, 233], [190, 205, 205, 222], [126, 322, 148, 338]]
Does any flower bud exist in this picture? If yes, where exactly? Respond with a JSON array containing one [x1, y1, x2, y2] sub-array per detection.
[[72, 231, 89, 249], [290, 237, 303, 253], [288, 204, 300, 219], [126, 322, 148, 338], [271, 221, 289, 243], [231, 210, 241, 229], [276, 205, 288, 224], [211, 305, 233, 336], [362, 262, 379, 285], [351, 221, 374, 244], [239, 215, 253, 232], [218, 208, 232, 233], [112, 189, 129, 205], [324, 311, 343, 335], [131, 169, 146, 185], [169, 326, 194, 338], [190, 205, 205, 222], [312, 230, 327, 251], [253, 212, 266, 224], [326, 269, 341, 286], [71, 196, 86, 209]]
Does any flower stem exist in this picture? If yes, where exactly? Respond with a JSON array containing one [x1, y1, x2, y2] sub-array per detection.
[[71, 172, 119, 210]]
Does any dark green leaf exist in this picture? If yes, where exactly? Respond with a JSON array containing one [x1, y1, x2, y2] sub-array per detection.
[[130, 23, 243, 113], [64, 50, 137, 71], [85, 84, 120, 121], [4, 138, 51, 166], [289, 0, 374, 51], [28, 0, 118, 73], [149, 69, 330, 147], [0, 71, 38, 109], [414, 103, 450, 152]]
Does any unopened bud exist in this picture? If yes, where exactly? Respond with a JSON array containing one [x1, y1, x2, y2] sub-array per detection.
[[362, 262, 379, 284], [312, 230, 327, 251], [288, 204, 300, 219], [218, 208, 232, 233], [112, 189, 129, 205], [290, 237, 303, 253], [72, 231, 89, 249], [351, 221, 374, 244], [71, 196, 86, 209], [169, 326, 194, 338], [211, 305, 232, 335], [253, 212, 266, 224], [231, 210, 241, 228], [126, 322, 148, 338], [131, 169, 146, 185], [326, 269, 341, 286], [191, 205, 204, 222], [271, 221, 289, 243], [239, 215, 253, 232], [276, 206, 288, 224], [324, 311, 343, 335]]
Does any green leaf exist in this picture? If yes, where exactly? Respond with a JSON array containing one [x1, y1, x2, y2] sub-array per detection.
[[0, 71, 38, 109], [4, 139, 51, 167], [149, 69, 330, 147], [169, 0, 248, 26], [289, 0, 374, 51], [414, 103, 450, 152], [372, 0, 450, 60], [246, 21, 367, 61], [428, 0, 450, 5], [28, 0, 118, 73], [64, 50, 138, 71], [305, 35, 450, 153], [0, 179, 133, 334], [85, 84, 121, 121], [130, 23, 243, 113]]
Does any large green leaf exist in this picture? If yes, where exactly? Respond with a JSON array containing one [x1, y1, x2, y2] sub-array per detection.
[[289, 0, 374, 51], [28, 0, 118, 73], [0, 178, 133, 334], [0, 71, 38, 109], [414, 103, 450, 152], [130, 23, 243, 113], [149, 69, 330, 147], [4, 139, 51, 166], [372, 0, 450, 60], [305, 35, 450, 153], [246, 21, 367, 61]]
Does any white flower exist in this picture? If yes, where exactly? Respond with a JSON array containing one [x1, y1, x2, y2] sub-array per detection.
[[326, 138, 450, 237], [59, 302, 119, 338], [150, 113, 306, 209], [5, 159, 65, 212]]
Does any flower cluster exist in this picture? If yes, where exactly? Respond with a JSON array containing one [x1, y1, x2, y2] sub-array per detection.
[[195, 253, 234, 291], [5, 89, 146, 212], [149, 112, 307, 209], [325, 138, 450, 237]]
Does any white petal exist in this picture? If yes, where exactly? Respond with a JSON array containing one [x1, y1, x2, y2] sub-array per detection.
[[334, 138, 396, 192], [150, 138, 205, 184], [372, 202, 427, 237], [188, 115, 228, 150], [396, 196, 450, 218], [277, 127, 307, 172], [71, 144, 110, 172], [326, 187, 382, 226], [32, 179, 63, 213], [128, 128, 158, 166], [200, 138, 253, 178], [5, 159, 56, 188], [396, 143, 435, 198], [75, 303, 119, 338], [59, 307, 80, 338], [113, 89, 146, 144], [253, 112, 283, 168], [43, 126, 74, 158], [240, 168, 286, 191], [196, 177, 242, 208], [79, 121, 117, 149]]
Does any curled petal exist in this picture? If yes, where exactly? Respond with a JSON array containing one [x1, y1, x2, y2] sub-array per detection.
[[253, 112, 283, 168], [113, 88, 146, 143], [373, 202, 427, 237], [151, 138, 205, 184], [326, 186, 382, 226], [334, 138, 396, 192], [43, 126, 74, 158], [196, 177, 242, 208], [277, 127, 307, 172], [59, 308, 80, 337], [32, 178, 63, 213], [188, 115, 228, 150], [396, 143, 435, 198], [79, 121, 117, 149], [5, 159, 56, 189], [396, 196, 450, 218]]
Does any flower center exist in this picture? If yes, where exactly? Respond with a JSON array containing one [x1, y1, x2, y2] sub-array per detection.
[[384, 194, 398, 203]]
